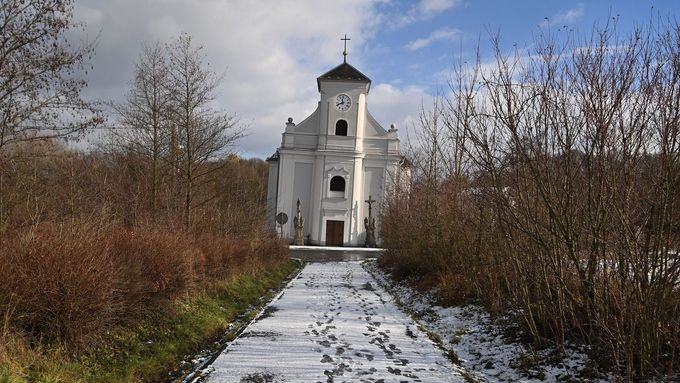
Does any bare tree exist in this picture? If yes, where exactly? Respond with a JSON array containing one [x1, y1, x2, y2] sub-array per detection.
[[113, 42, 171, 214], [165, 33, 242, 229], [382, 20, 680, 380], [0, 0, 101, 150]]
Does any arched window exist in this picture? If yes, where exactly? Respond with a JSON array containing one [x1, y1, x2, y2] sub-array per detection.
[[335, 119, 348, 136], [330, 176, 345, 192]]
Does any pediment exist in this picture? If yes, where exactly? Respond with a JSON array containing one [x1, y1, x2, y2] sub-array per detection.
[[325, 165, 350, 176]]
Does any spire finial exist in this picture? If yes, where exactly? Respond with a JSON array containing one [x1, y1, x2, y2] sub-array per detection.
[[341, 34, 350, 63]]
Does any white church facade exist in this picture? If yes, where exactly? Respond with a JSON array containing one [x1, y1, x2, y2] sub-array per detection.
[[266, 55, 407, 247]]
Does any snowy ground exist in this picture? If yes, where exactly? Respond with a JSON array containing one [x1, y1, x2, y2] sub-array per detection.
[[289, 248, 382, 262], [364, 262, 608, 383], [289, 245, 384, 252], [196, 261, 471, 382]]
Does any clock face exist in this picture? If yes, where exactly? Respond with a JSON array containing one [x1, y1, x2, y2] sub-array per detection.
[[335, 94, 351, 111]]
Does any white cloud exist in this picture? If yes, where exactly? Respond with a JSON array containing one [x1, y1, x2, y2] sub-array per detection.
[[542, 3, 584, 27], [73, 0, 385, 158], [419, 0, 461, 16], [368, 83, 432, 138], [405, 27, 463, 51], [389, 0, 462, 29]]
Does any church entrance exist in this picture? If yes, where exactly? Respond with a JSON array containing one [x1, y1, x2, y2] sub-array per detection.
[[325, 220, 344, 246]]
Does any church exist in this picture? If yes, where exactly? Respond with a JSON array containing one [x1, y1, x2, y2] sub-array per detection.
[[266, 43, 408, 247]]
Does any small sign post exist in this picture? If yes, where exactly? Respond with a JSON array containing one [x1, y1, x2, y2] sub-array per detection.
[[275, 212, 288, 240]]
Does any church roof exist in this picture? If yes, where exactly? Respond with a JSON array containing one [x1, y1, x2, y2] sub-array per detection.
[[266, 150, 279, 162], [317, 62, 371, 91]]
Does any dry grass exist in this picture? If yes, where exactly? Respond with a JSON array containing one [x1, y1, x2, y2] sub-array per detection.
[[0, 221, 288, 350]]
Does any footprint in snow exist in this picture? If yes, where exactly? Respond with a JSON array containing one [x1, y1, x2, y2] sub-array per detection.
[[320, 354, 333, 363]]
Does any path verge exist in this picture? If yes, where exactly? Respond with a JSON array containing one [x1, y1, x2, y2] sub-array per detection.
[[364, 260, 608, 382], [0, 260, 301, 383], [200, 261, 471, 382]]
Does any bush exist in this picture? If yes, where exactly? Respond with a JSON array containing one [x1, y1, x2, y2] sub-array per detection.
[[0, 221, 288, 349], [0, 223, 116, 346], [381, 19, 680, 380]]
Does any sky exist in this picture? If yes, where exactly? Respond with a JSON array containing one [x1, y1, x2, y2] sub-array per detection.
[[72, 0, 680, 159]]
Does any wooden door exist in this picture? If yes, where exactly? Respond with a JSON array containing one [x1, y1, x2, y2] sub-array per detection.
[[325, 220, 344, 246]]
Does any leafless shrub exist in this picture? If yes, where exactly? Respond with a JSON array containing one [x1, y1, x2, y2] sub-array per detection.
[[0, 220, 288, 348], [382, 19, 680, 380], [0, 222, 116, 346]]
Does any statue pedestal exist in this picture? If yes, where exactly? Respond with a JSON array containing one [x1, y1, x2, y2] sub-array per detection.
[[364, 220, 376, 248], [294, 231, 304, 245]]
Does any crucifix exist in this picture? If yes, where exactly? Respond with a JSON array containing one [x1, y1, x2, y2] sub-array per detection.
[[365, 195, 376, 218], [341, 34, 350, 63], [364, 195, 377, 248]]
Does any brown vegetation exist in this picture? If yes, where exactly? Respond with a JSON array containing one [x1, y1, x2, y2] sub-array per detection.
[[0, 221, 286, 349], [381, 20, 680, 381], [0, 3, 284, 376], [0, 2, 285, 381], [0, 137, 283, 346]]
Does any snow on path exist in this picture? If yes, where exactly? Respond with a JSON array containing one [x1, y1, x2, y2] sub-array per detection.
[[202, 261, 468, 382], [365, 262, 605, 382]]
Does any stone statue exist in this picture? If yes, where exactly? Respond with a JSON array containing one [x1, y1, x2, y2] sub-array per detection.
[[293, 199, 304, 245], [364, 195, 376, 248]]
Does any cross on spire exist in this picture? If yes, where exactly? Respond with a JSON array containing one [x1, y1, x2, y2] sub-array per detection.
[[341, 34, 351, 63]]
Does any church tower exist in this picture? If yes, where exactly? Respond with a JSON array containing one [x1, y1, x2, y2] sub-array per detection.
[[266, 41, 405, 247]]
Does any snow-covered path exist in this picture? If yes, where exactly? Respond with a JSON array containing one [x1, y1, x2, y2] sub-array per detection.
[[202, 261, 468, 382]]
